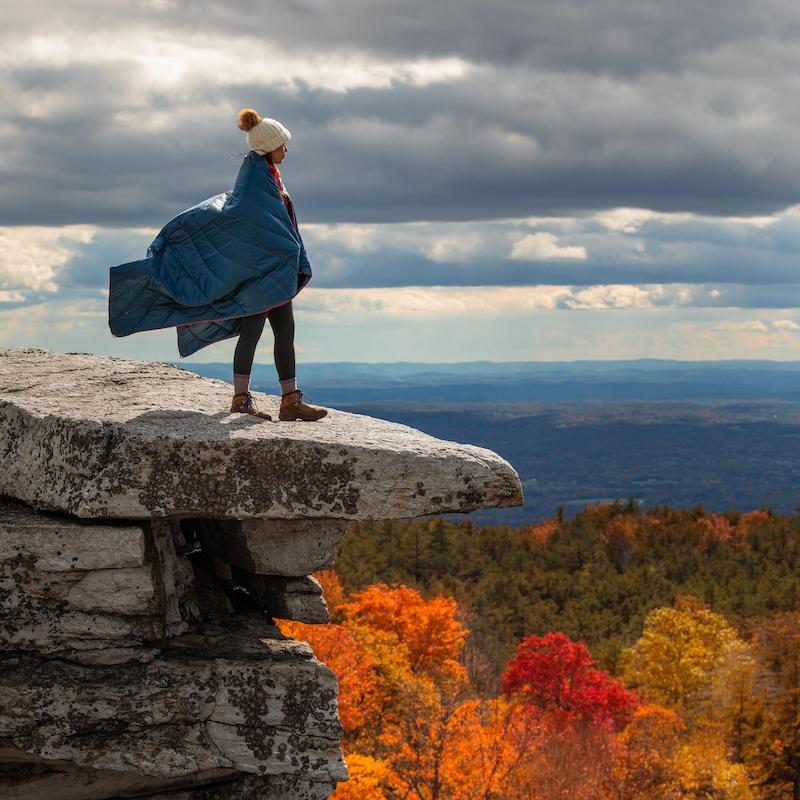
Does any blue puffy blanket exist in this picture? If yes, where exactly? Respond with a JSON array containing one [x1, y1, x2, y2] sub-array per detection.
[[108, 150, 312, 357]]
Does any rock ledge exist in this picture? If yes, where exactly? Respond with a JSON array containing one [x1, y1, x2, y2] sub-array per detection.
[[0, 347, 524, 799]]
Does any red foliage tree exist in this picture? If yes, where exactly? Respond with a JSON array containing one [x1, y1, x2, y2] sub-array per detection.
[[501, 631, 639, 733]]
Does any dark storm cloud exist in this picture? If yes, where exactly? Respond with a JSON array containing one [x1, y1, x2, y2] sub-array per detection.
[[49, 209, 800, 292], [284, 248, 800, 290], [57, 230, 155, 287], [7, 0, 800, 76], [1, 0, 799, 227], [56, 280, 800, 311]]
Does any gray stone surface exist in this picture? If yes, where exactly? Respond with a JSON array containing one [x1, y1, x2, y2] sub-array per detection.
[[194, 517, 349, 577], [0, 748, 242, 800], [0, 616, 346, 789], [0, 498, 165, 657], [0, 764, 334, 800], [0, 497, 336, 656], [0, 499, 346, 797], [234, 573, 329, 624], [0, 347, 524, 520], [0, 346, 527, 798], [151, 517, 203, 636], [0, 499, 216, 659]]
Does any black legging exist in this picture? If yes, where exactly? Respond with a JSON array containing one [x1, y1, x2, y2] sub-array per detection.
[[233, 300, 295, 380]]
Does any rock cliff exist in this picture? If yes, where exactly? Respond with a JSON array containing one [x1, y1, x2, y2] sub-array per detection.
[[0, 347, 524, 799]]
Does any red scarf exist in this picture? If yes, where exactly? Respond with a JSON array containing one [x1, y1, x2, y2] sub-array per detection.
[[267, 161, 297, 230], [267, 161, 286, 193]]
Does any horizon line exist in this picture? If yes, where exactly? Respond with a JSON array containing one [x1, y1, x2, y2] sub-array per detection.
[[171, 356, 800, 366]]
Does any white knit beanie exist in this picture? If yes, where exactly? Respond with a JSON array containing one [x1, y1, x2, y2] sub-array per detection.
[[236, 107, 291, 155]]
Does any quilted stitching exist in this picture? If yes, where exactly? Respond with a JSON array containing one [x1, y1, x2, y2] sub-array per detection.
[[108, 151, 312, 357]]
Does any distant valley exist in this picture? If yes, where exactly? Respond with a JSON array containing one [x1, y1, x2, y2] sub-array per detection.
[[177, 359, 800, 525]]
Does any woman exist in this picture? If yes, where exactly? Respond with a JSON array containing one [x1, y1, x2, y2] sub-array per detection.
[[232, 108, 326, 422], [108, 108, 326, 422]]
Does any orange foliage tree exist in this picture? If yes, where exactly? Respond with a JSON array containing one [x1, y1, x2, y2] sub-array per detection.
[[746, 611, 800, 798], [309, 581, 544, 799], [279, 617, 381, 737], [314, 567, 348, 620], [338, 582, 469, 680], [330, 752, 394, 800], [612, 704, 686, 798], [281, 574, 749, 798], [524, 517, 561, 546]]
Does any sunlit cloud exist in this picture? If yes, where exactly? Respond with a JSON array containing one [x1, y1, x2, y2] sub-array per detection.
[[593, 208, 681, 233], [2, 33, 475, 95], [509, 232, 588, 260], [2, 0, 798, 364], [562, 285, 652, 309], [0, 226, 95, 291], [0, 295, 106, 342], [296, 285, 800, 317], [424, 234, 484, 262]]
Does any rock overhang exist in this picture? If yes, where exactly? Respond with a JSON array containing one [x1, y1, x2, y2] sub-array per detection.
[[0, 347, 524, 520], [0, 345, 528, 799]]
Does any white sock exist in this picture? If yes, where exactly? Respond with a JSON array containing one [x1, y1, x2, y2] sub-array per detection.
[[280, 377, 298, 395], [233, 373, 251, 395]]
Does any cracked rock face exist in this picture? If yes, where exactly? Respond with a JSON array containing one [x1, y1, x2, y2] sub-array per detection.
[[0, 348, 523, 520], [0, 346, 526, 799], [0, 499, 346, 798], [0, 498, 169, 659], [1, 622, 344, 782]]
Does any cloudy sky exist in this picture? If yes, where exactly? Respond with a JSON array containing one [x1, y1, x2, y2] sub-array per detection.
[[2, 0, 799, 371]]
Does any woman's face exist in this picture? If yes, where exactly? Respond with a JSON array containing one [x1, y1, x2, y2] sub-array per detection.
[[269, 142, 288, 164]]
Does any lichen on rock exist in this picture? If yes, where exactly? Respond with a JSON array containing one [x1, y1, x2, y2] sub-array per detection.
[[0, 346, 525, 798], [0, 348, 523, 520]]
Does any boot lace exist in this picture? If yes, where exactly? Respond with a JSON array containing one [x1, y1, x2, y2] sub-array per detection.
[[296, 390, 321, 406], [235, 392, 262, 413], [285, 389, 308, 404], [282, 389, 321, 408]]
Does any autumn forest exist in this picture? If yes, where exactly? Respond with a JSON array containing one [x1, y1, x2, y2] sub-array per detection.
[[277, 501, 800, 799]]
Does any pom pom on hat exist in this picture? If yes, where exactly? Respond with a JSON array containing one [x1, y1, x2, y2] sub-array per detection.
[[236, 108, 261, 132], [236, 107, 291, 155]]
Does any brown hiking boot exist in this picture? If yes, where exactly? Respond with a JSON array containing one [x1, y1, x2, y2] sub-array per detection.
[[278, 389, 328, 421], [230, 391, 272, 420]]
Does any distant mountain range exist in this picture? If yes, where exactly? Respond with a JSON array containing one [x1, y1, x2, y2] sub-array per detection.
[[174, 359, 800, 403], [172, 360, 800, 525]]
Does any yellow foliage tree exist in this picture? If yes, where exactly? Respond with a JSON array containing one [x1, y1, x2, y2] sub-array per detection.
[[746, 611, 800, 797], [704, 639, 760, 764], [672, 727, 755, 799], [619, 595, 743, 717]]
